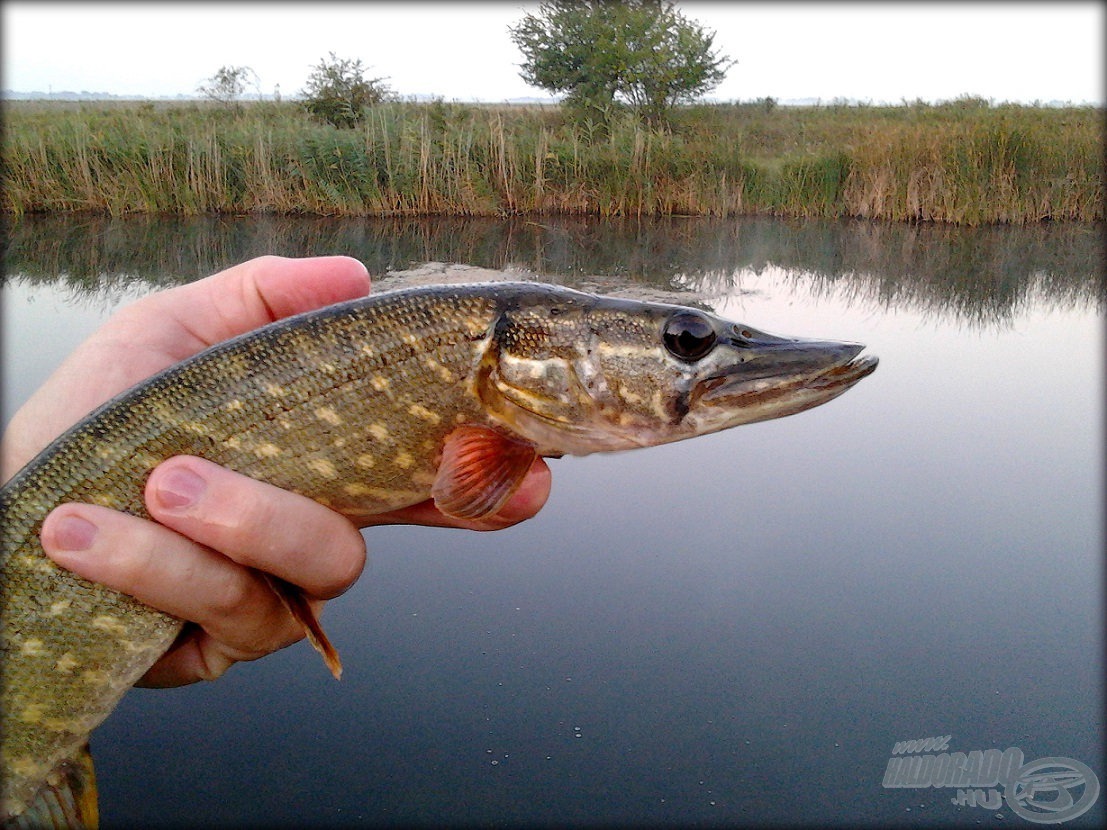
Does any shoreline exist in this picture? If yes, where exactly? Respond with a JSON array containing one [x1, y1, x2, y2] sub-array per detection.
[[4, 100, 1102, 225]]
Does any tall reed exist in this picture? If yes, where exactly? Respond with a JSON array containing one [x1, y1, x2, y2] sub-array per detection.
[[3, 99, 1101, 224]]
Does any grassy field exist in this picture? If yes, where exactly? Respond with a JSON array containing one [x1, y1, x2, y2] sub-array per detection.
[[2, 98, 1102, 224]]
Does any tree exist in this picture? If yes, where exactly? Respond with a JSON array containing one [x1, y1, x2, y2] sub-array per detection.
[[301, 52, 393, 129], [510, 0, 733, 126], [197, 65, 258, 108]]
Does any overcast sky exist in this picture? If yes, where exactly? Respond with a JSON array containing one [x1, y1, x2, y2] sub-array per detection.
[[3, 2, 1103, 105]]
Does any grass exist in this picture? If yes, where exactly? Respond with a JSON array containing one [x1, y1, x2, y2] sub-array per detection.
[[2, 97, 1102, 224]]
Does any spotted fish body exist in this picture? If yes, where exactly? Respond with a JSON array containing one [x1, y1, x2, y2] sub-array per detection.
[[1, 281, 876, 825]]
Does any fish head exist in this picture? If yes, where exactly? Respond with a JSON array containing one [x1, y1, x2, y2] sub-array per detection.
[[479, 287, 878, 456]]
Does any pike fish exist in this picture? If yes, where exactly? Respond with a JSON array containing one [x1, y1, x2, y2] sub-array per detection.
[[1, 281, 877, 826]]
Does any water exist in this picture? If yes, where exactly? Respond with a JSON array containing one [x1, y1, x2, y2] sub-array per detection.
[[3, 215, 1103, 827]]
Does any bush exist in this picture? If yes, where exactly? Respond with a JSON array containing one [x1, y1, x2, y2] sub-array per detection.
[[301, 53, 393, 129]]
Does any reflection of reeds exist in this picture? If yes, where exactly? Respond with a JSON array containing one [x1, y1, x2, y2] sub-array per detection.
[[3, 100, 1103, 224], [4, 213, 1102, 326]]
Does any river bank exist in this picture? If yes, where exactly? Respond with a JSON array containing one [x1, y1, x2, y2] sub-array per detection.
[[3, 99, 1102, 224]]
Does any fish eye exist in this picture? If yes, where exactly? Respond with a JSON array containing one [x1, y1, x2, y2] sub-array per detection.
[[663, 311, 717, 362]]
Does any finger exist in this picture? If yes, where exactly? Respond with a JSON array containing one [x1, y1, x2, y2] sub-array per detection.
[[365, 458, 552, 531], [139, 627, 250, 687], [40, 504, 304, 667], [145, 456, 367, 600]]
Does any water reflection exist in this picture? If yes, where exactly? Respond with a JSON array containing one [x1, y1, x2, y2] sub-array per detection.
[[2, 214, 1102, 827], [4, 214, 1103, 326]]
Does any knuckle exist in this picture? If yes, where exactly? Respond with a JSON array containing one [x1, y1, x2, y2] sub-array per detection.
[[231, 488, 366, 599], [204, 568, 259, 619], [201, 573, 304, 658], [318, 526, 367, 599]]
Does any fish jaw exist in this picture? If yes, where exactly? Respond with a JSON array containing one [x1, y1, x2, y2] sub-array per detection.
[[684, 329, 880, 435]]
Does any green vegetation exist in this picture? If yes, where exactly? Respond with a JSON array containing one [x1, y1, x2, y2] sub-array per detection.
[[300, 53, 393, 129], [2, 98, 1101, 224], [197, 66, 258, 108], [510, 0, 732, 126]]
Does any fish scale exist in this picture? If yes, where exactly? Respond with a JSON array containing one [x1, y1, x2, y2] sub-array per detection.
[[1, 280, 877, 826]]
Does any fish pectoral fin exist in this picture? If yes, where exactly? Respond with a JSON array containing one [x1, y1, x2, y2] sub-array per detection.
[[14, 743, 99, 829], [431, 425, 538, 520], [264, 575, 343, 681]]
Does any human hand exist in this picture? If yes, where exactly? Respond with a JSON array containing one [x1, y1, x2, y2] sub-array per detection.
[[2, 256, 551, 687]]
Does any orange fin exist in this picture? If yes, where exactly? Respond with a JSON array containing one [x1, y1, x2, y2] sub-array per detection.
[[265, 575, 343, 680], [12, 743, 98, 829], [431, 425, 538, 520]]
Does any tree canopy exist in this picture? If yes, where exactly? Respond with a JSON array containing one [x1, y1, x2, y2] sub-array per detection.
[[510, 0, 733, 125], [301, 53, 393, 128], [197, 65, 257, 108]]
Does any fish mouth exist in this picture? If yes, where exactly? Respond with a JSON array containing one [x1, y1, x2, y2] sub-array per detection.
[[698, 342, 879, 417], [804, 352, 880, 390]]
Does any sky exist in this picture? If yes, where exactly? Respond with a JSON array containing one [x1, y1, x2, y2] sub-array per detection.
[[2, 2, 1103, 105]]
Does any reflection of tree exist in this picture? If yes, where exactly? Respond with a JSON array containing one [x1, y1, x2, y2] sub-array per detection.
[[3, 213, 1102, 326]]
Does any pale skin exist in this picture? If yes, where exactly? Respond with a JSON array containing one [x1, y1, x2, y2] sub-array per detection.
[[1, 255, 551, 688]]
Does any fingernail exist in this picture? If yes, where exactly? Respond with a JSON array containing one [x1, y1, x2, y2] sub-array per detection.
[[52, 515, 98, 552], [154, 466, 207, 510]]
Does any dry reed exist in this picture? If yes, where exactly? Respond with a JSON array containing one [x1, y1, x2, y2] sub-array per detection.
[[2, 98, 1101, 224]]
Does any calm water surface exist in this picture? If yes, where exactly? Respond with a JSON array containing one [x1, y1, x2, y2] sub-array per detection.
[[3, 216, 1103, 827]]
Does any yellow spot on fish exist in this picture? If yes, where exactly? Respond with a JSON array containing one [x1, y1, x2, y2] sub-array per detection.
[[315, 406, 343, 426], [650, 390, 668, 420], [184, 421, 210, 435], [81, 669, 111, 686], [20, 639, 47, 657], [617, 384, 644, 406], [225, 436, 242, 449], [370, 376, 390, 392], [225, 399, 244, 411], [48, 599, 71, 616], [254, 443, 282, 458], [424, 358, 455, 383], [55, 652, 79, 673], [19, 553, 57, 575], [91, 615, 129, 636], [356, 453, 376, 469], [344, 482, 372, 497], [408, 403, 441, 424], [368, 423, 389, 441], [90, 493, 120, 508], [393, 451, 414, 469], [308, 458, 339, 479], [618, 411, 639, 427], [10, 756, 45, 777], [266, 383, 286, 397], [43, 716, 89, 732], [21, 704, 44, 724], [369, 486, 411, 503]]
